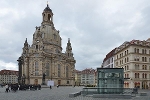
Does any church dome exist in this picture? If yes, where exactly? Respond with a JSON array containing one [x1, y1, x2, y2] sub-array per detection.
[[44, 4, 52, 12]]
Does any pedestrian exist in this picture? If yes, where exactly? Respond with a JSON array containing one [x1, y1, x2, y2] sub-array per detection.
[[50, 85, 52, 89], [8, 84, 11, 92], [38, 84, 41, 90], [5, 84, 8, 93], [57, 85, 59, 88]]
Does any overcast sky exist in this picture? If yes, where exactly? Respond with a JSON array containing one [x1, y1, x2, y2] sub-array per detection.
[[0, 0, 150, 71]]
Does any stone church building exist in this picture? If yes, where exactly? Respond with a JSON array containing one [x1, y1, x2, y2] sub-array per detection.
[[17, 4, 76, 86]]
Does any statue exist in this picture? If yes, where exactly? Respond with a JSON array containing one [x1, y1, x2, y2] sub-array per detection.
[[42, 73, 46, 85], [43, 73, 46, 80]]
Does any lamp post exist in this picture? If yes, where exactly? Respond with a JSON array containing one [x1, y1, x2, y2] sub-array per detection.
[[17, 57, 23, 84]]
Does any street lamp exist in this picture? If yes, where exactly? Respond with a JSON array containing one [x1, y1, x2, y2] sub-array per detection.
[[17, 57, 23, 84]]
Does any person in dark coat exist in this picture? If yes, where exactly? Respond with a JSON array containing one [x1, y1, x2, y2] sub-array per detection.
[[38, 84, 41, 90], [5, 84, 8, 93], [57, 85, 59, 88], [50, 85, 52, 89]]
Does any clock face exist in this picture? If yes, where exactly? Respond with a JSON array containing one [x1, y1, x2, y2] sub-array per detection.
[[37, 40, 39, 43]]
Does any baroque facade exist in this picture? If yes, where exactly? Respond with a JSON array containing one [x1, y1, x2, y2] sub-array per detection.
[[18, 4, 76, 86]]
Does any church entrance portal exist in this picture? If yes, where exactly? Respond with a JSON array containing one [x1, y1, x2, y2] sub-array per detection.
[[34, 79, 38, 85], [58, 80, 61, 85]]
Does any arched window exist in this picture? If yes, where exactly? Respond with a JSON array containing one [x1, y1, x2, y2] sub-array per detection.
[[145, 49, 147, 54], [145, 74, 147, 78], [35, 61, 39, 76], [127, 65, 129, 70], [138, 73, 140, 78], [142, 65, 145, 70], [58, 64, 60, 77], [135, 73, 137, 78], [142, 49, 144, 54], [142, 73, 144, 78], [48, 14, 51, 21], [142, 57, 144, 62], [127, 50, 128, 54], [145, 57, 147, 62], [125, 58, 126, 63], [145, 65, 147, 70], [46, 63, 49, 76], [137, 64, 139, 70], [137, 49, 139, 53], [134, 48, 136, 53], [127, 57, 129, 62], [66, 66, 68, 78], [127, 74, 129, 78]]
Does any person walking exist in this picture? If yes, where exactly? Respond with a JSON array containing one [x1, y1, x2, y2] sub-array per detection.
[[5, 84, 8, 93], [49, 85, 52, 89], [57, 85, 59, 88]]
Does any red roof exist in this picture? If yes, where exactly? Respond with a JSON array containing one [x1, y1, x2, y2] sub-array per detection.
[[0, 69, 18, 76], [81, 68, 96, 74], [103, 48, 116, 62]]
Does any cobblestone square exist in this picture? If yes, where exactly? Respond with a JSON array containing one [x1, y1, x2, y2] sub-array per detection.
[[0, 86, 150, 100]]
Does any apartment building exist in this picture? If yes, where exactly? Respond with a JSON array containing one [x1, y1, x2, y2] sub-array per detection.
[[0, 69, 18, 84], [74, 70, 81, 86], [114, 39, 150, 89], [81, 68, 96, 86], [102, 48, 116, 68]]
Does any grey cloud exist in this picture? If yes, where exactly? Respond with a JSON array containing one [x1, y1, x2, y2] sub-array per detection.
[[1, 0, 150, 71]]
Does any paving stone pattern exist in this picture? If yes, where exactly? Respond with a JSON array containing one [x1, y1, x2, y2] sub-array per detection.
[[0, 86, 150, 100]]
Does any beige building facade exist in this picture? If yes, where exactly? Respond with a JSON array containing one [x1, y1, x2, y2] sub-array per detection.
[[114, 39, 150, 89], [0, 70, 18, 84], [81, 68, 96, 86], [74, 70, 81, 86], [18, 4, 76, 86]]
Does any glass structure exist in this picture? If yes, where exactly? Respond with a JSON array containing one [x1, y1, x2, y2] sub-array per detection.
[[97, 68, 124, 94]]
